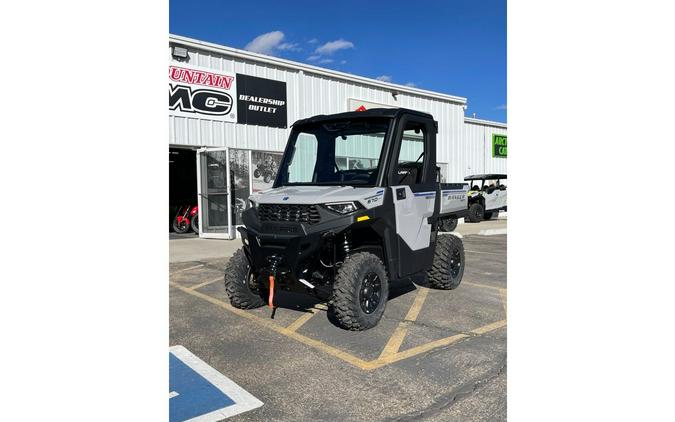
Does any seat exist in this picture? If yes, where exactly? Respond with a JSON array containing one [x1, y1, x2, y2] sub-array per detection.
[[397, 162, 423, 185]]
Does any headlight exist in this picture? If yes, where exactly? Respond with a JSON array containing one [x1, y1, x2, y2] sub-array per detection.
[[323, 201, 360, 214]]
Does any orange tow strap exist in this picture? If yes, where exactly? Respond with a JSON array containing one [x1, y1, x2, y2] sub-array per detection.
[[268, 275, 275, 308]]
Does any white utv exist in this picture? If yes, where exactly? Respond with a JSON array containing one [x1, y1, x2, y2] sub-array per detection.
[[464, 174, 507, 222], [224, 108, 466, 330]]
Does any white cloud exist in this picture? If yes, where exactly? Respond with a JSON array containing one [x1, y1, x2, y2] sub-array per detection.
[[375, 75, 393, 82], [495, 104, 507, 110], [318, 58, 334, 64], [307, 55, 321, 61], [308, 38, 319, 44], [315, 39, 354, 55], [340, 60, 347, 65], [278, 42, 301, 52], [405, 82, 417, 88], [244, 31, 285, 55]]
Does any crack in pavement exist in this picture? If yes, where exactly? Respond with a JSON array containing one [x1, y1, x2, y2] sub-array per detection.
[[383, 358, 507, 422]]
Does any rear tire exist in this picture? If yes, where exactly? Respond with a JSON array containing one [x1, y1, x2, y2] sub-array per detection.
[[439, 218, 458, 232], [329, 252, 389, 331], [224, 249, 265, 309], [467, 203, 484, 222], [483, 211, 493, 220], [427, 234, 465, 290]]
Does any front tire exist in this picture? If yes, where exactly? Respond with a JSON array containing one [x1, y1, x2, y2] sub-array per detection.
[[483, 211, 493, 220], [329, 252, 389, 331], [172, 217, 189, 234], [467, 203, 484, 222], [224, 249, 265, 309], [427, 234, 465, 290]]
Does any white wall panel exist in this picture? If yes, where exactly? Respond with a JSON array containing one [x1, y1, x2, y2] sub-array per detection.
[[169, 37, 506, 183], [463, 120, 507, 178]]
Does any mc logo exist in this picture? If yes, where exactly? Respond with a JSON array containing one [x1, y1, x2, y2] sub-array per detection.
[[169, 84, 233, 116]]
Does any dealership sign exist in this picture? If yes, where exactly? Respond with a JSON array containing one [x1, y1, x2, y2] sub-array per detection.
[[236, 74, 287, 128], [492, 134, 507, 158], [169, 64, 237, 122]]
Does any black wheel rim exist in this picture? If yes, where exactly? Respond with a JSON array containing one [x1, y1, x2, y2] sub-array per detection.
[[243, 267, 260, 294], [359, 272, 382, 314], [450, 247, 462, 278]]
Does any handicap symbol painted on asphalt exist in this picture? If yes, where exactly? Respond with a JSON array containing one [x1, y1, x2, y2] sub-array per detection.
[[170, 345, 263, 422]]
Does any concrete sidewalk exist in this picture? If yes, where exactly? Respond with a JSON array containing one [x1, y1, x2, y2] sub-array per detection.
[[169, 218, 507, 263], [170, 237, 242, 263]]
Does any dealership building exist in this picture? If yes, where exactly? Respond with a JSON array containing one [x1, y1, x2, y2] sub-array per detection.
[[169, 34, 507, 239]]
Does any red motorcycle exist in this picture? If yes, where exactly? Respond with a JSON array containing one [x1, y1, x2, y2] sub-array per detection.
[[172, 205, 199, 234]]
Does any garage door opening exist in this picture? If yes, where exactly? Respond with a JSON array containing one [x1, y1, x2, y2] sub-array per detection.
[[169, 147, 198, 236]]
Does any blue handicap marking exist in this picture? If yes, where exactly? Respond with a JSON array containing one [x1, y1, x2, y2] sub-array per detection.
[[170, 345, 263, 422], [169, 353, 235, 421]]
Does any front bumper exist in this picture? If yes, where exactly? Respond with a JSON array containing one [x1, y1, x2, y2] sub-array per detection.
[[238, 205, 369, 291]]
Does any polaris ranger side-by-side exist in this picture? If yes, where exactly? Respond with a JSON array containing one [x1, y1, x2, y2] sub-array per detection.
[[224, 108, 466, 330], [464, 174, 507, 222]]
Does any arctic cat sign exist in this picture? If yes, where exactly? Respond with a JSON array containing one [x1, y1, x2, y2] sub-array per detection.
[[169, 65, 237, 122], [492, 134, 507, 158]]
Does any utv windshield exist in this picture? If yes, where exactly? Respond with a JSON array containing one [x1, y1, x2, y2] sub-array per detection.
[[275, 118, 391, 187]]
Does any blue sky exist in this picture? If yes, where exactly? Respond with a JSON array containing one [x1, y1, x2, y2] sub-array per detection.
[[170, 0, 506, 122]]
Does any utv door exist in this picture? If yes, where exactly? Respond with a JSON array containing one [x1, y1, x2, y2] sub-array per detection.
[[484, 182, 507, 211], [387, 116, 439, 277], [484, 189, 502, 211]]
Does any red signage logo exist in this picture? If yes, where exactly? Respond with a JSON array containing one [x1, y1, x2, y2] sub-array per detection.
[[169, 66, 234, 90]]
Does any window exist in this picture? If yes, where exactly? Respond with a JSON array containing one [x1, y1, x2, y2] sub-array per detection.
[[287, 133, 318, 183], [395, 122, 427, 186], [277, 119, 390, 187], [437, 163, 449, 183]]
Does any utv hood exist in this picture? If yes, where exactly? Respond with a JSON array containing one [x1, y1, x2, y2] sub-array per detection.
[[250, 185, 385, 208]]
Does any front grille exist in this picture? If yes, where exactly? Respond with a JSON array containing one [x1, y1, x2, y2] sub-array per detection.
[[258, 204, 321, 225]]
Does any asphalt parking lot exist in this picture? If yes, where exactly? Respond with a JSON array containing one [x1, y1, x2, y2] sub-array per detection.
[[170, 223, 506, 421]]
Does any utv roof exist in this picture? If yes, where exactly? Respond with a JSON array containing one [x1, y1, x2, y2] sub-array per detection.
[[292, 108, 434, 126], [464, 174, 507, 181]]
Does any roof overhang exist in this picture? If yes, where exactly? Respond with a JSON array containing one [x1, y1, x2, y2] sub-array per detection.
[[464, 117, 507, 129]]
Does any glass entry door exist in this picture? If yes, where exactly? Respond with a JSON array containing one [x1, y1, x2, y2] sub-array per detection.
[[196, 148, 233, 239]]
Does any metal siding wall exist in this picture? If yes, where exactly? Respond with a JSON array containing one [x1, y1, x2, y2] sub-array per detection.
[[483, 126, 508, 175], [168, 44, 505, 183], [463, 121, 508, 176]]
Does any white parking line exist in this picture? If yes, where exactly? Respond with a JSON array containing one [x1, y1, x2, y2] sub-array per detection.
[[170, 264, 205, 275], [465, 250, 504, 255], [477, 228, 507, 236]]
